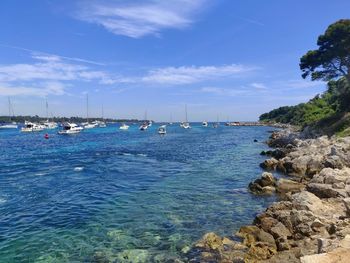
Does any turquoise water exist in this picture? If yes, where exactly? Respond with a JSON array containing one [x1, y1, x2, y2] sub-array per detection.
[[0, 124, 274, 262]]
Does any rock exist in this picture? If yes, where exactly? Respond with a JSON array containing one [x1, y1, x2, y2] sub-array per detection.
[[271, 149, 287, 160], [333, 182, 346, 189], [307, 183, 347, 198], [260, 158, 279, 170], [324, 155, 344, 169], [261, 172, 276, 186], [276, 237, 291, 251], [270, 222, 292, 239], [343, 198, 350, 216], [195, 232, 223, 251], [311, 219, 325, 230], [116, 249, 149, 263], [248, 173, 276, 195], [291, 191, 324, 213], [276, 178, 305, 193], [258, 217, 279, 233], [237, 226, 276, 256]]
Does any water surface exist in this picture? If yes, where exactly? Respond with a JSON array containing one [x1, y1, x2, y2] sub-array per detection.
[[0, 124, 274, 262]]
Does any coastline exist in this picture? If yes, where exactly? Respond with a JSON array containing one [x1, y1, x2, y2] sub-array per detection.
[[186, 128, 350, 262]]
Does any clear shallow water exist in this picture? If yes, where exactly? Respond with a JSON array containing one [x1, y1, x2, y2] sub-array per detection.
[[0, 124, 274, 262]]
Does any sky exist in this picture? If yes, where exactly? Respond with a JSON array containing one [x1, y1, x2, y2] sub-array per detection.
[[0, 0, 349, 121]]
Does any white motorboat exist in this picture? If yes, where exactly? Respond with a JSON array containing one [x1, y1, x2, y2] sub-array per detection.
[[119, 123, 129, 130], [99, 121, 107, 128], [58, 122, 83, 134], [158, 125, 166, 135], [42, 121, 58, 129], [139, 122, 148, 131], [21, 121, 45, 132], [0, 123, 18, 129], [83, 123, 97, 129], [202, 121, 208, 127]]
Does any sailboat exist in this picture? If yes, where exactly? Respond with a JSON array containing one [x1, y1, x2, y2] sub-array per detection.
[[99, 104, 107, 128], [42, 99, 58, 129], [168, 114, 173, 125], [0, 98, 18, 129], [83, 94, 96, 129], [213, 115, 219, 128], [139, 110, 149, 131], [180, 104, 191, 129], [119, 123, 129, 130], [202, 121, 208, 127]]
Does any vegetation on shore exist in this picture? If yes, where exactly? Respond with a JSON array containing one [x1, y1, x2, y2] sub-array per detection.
[[0, 115, 139, 124], [260, 19, 350, 136]]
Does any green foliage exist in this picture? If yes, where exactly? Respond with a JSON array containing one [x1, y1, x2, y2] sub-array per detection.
[[259, 88, 337, 127], [300, 19, 350, 83]]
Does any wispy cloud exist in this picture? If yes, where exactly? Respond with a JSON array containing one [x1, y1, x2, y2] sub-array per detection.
[[0, 43, 105, 66], [75, 0, 206, 38], [142, 64, 256, 85], [201, 86, 250, 96], [0, 82, 66, 97]]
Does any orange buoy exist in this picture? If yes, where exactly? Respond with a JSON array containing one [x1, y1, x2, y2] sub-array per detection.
[[44, 133, 49, 139]]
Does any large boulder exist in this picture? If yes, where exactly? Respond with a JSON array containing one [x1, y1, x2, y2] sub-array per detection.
[[195, 232, 223, 251], [276, 178, 305, 193], [270, 222, 292, 239], [248, 173, 276, 195], [291, 191, 324, 213], [260, 158, 279, 170], [307, 183, 347, 198]]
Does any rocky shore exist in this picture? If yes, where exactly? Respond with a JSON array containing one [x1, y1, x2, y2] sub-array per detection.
[[187, 129, 350, 262]]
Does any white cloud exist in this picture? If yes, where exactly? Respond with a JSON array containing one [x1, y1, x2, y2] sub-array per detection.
[[142, 64, 255, 85], [250, 82, 267, 90], [200, 86, 249, 96], [0, 82, 66, 97], [76, 0, 206, 38]]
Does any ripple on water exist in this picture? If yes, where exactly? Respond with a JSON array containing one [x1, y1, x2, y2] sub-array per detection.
[[0, 125, 276, 262]]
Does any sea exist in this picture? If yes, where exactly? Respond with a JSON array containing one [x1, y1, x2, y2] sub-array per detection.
[[0, 123, 276, 262]]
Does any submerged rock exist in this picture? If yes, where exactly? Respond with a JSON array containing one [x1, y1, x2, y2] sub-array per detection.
[[115, 249, 149, 263]]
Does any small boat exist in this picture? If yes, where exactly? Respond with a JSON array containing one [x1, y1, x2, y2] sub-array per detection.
[[119, 123, 129, 130], [42, 121, 58, 129], [21, 121, 45, 132], [139, 122, 148, 131], [147, 120, 153, 127], [1, 98, 18, 129], [83, 122, 97, 129], [58, 122, 83, 134], [99, 122, 107, 128], [181, 105, 191, 129], [0, 123, 18, 129], [181, 122, 191, 129], [158, 125, 166, 135], [202, 121, 208, 127]]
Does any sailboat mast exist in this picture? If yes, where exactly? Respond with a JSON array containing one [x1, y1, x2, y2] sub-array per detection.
[[8, 97, 11, 122], [46, 98, 49, 120], [86, 94, 89, 123], [102, 104, 104, 120], [185, 104, 188, 123]]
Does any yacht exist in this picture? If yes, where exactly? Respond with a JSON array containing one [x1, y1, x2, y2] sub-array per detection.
[[99, 121, 107, 128], [158, 125, 166, 135], [42, 120, 58, 129], [41, 99, 57, 129], [119, 123, 129, 130], [0, 98, 18, 129], [21, 121, 45, 132], [139, 122, 148, 131], [202, 121, 208, 127], [58, 122, 83, 134]]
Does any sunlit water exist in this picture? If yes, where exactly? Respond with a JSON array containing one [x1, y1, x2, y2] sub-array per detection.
[[0, 124, 275, 262]]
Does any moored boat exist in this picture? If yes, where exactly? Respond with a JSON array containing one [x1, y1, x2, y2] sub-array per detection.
[[58, 122, 83, 134], [21, 121, 45, 132], [158, 125, 166, 135], [119, 123, 129, 130]]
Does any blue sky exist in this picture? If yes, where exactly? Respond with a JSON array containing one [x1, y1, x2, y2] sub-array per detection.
[[0, 0, 349, 121]]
